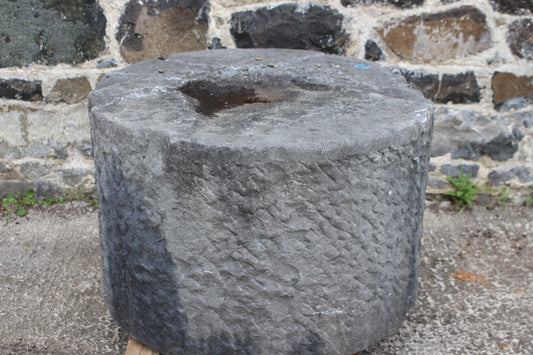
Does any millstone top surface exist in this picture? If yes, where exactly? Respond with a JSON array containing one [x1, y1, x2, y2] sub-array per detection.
[[89, 49, 432, 151]]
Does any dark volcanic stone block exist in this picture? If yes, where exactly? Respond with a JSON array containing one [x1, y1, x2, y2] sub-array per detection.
[[507, 19, 533, 60], [490, 0, 533, 14], [0, 79, 43, 101], [341, 0, 424, 8], [116, 0, 209, 63], [0, 0, 106, 67], [365, 39, 385, 61], [401, 70, 480, 104], [89, 49, 433, 355], [230, 4, 348, 55], [401, 69, 439, 100], [437, 72, 481, 104]]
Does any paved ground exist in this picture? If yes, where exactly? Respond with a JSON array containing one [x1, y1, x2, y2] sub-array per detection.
[[0, 200, 532, 354]]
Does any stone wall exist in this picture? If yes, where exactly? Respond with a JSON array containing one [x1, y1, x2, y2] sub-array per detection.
[[1, 0, 532, 202]]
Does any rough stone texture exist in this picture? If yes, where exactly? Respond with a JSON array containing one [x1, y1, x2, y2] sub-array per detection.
[[490, 0, 533, 15], [489, 166, 533, 184], [0, 79, 43, 101], [380, 6, 491, 63], [230, 4, 348, 55], [431, 107, 522, 161], [89, 49, 433, 355], [208, 37, 227, 50], [514, 110, 533, 128], [508, 19, 533, 60], [0, 0, 106, 67], [0, 180, 61, 200], [365, 40, 385, 61], [401, 70, 480, 104], [20, 162, 51, 179], [440, 164, 479, 178], [46, 77, 92, 104], [341, 0, 424, 8], [492, 72, 533, 111], [0, 103, 91, 159], [438, 72, 481, 104], [96, 59, 118, 68], [116, 0, 209, 63]]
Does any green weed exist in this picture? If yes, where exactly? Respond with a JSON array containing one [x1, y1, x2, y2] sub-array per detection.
[[444, 165, 492, 215], [1, 189, 65, 218], [526, 186, 533, 206]]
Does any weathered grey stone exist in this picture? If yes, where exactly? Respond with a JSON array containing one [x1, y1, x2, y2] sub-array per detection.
[[81, 145, 93, 157], [230, 4, 348, 55], [432, 107, 522, 161], [62, 168, 95, 187], [0, 163, 11, 174], [19, 162, 51, 179], [0, 0, 106, 67], [52, 142, 68, 159], [0, 180, 60, 200], [96, 59, 118, 68], [441, 164, 479, 178], [89, 49, 433, 355], [513, 110, 533, 128], [427, 177, 447, 189], [0, 79, 43, 101], [489, 166, 533, 184]]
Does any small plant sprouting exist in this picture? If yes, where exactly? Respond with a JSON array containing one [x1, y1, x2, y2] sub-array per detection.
[[1, 189, 65, 218], [443, 165, 490, 215], [526, 185, 533, 206], [71, 190, 98, 209], [495, 186, 509, 206]]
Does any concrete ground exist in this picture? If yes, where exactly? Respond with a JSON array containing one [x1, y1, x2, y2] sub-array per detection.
[[0, 200, 532, 354]]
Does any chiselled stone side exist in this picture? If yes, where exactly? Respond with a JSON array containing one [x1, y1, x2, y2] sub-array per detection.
[[90, 49, 433, 354]]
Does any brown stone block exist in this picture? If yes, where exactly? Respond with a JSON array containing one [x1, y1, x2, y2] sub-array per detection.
[[116, 1, 208, 64], [46, 77, 92, 104], [492, 72, 533, 109], [380, 6, 490, 63]]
